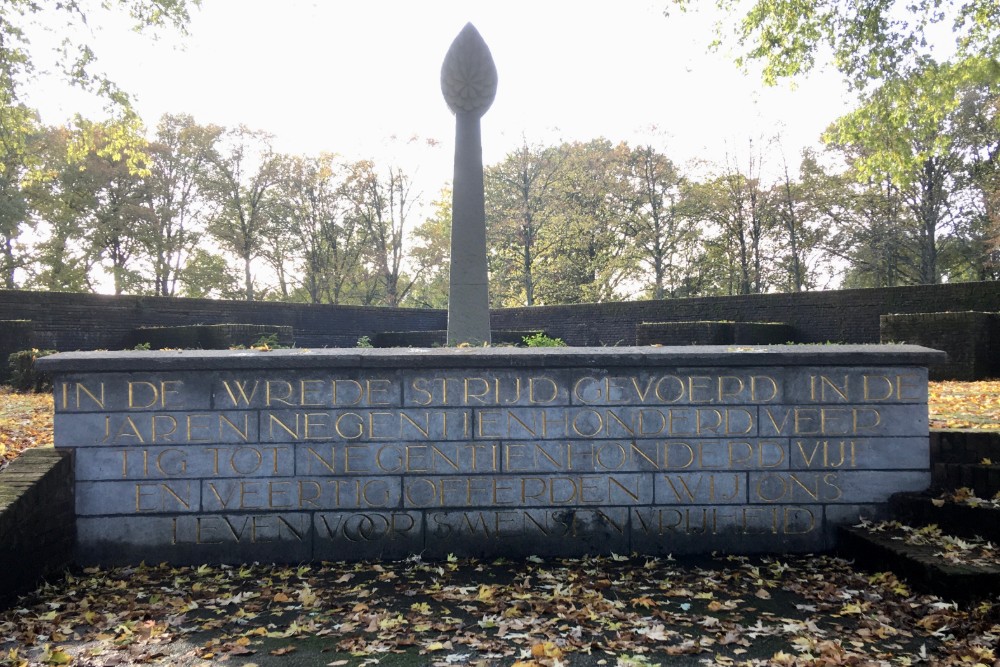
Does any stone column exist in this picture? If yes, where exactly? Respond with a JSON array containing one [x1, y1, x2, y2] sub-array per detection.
[[441, 23, 497, 346]]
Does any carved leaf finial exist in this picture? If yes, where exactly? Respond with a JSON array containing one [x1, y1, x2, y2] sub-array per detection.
[[441, 23, 498, 116]]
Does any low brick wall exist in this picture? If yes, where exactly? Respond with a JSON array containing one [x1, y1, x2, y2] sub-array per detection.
[[0, 448, 74, 605], [129, 324, 295, 350], [636, 322, 794, 346], [881, 312, 1000, 380]]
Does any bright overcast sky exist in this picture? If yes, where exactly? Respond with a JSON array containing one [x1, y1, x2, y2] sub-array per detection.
[[26, 0, 856, 199]]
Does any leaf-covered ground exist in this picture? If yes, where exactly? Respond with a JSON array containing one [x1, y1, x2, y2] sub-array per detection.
[[0, 388, 53, 466], [928, 380, 1000, 430], [1, 554, 998, 667]]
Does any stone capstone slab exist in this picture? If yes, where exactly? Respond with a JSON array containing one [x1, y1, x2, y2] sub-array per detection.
[[35, 345, 942, 565]]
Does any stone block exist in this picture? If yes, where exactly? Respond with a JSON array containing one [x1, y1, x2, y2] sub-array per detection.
[[294, 442, 502, 476], [259, 409, 472, 443], [76, 514, 312, 565], [52, 372, 213, 413], [313, 511, 424, 560], [758, 404, 927, 437], [422, 507, 631, 558], [201, 476, 402, 512], [77, 479, 201, 515], [787, 437, 930, 470], [212, 372, 403, 410], [75, 444, 295, 481], [402, 473, 654, 508], [56, 410, 259, 447], [630, 505, 825, 554], [747, 470, 930, 504]]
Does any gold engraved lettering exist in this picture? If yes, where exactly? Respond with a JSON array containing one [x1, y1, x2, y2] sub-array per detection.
[[367, 379, 393, 405], [664, 442, 695, 469], [128, 381, 158, 409], [156, 448, 186, 476], [809, 375, 850, 402], [595, 442, 626, 470], [796, 440, 857, 468], [269, 413, 299, 440], [376, 444, 403, 472], [572, 409, 603, 437], [717, 376, 744, 402], [303, 412, 331, 440], [305, 446, 336, 473], [299, 480, 322, 508], [344, 445, 369, 472], [298, 379, 325, 406], [687, 376, 713, 403], [655, 376, 685, 403], [529, 377, 558, 403], [186, 414, 212, 442], [410, 378, 434, 406], [862, 375, 894, 401], [151, 415, 178, 442], [751, 376, 779, 402], [222, 380, 259, 407], [266, 380, 294, 406], [62, 382, 107, 409], [332, 379, 363, 406], [134, 482, 190, 511], [219, 413, 250, 441], [336, 412, 364, 439], [464, 377, 491, 404], [400, 412, 431, 438]]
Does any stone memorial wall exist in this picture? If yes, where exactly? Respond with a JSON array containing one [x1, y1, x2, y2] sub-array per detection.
[[36, 346, 943, 565]]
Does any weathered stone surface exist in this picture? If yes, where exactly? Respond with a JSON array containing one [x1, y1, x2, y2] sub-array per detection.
[[781, 367, 928, 404], [757, 404, 927, 437], [787, 437, 929, 470], [423, 507, 630, 558], [294, 442, 502, 476], [259, 409, 472, 443], [402, 370, 571, 407], [212, 372, 403, 410], [314, 511, 424, 560], [54, 373, 212, 412], [56, 410, 259, 446], [402, 474, 655, 508], [201, 476, 402, 512], [40, 346, 939, 564], [77, 514, 313, 565], [76, 444, 295, 480], [77, 479, 201, 515], [747, 470, 930, 504], [630, 505, 826, 554]]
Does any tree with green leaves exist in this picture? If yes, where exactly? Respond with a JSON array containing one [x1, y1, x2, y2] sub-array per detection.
[[146, 114, 221, 296], [621, 145, 698, 299], [201, 126, 284, 301], [348, 162, 420, 307], [670, 0, 998, 91], [405, 190, 452, 309], [485, 140, 564, 307]]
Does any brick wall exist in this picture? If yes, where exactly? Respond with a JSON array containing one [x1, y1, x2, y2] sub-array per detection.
[[2, 282, 999, 353], [491, 282, 1000, 346], [881, 312, 1000, 380], [0, 448, 74, 605], [0, 290, 446, 351]]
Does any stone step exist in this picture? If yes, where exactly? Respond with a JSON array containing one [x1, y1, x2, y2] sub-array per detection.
[[932, 462, 1000, 497], [889, 492, 1000, 543], [930, 430, 1000, 465], [838, 524, 1000, 602]]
